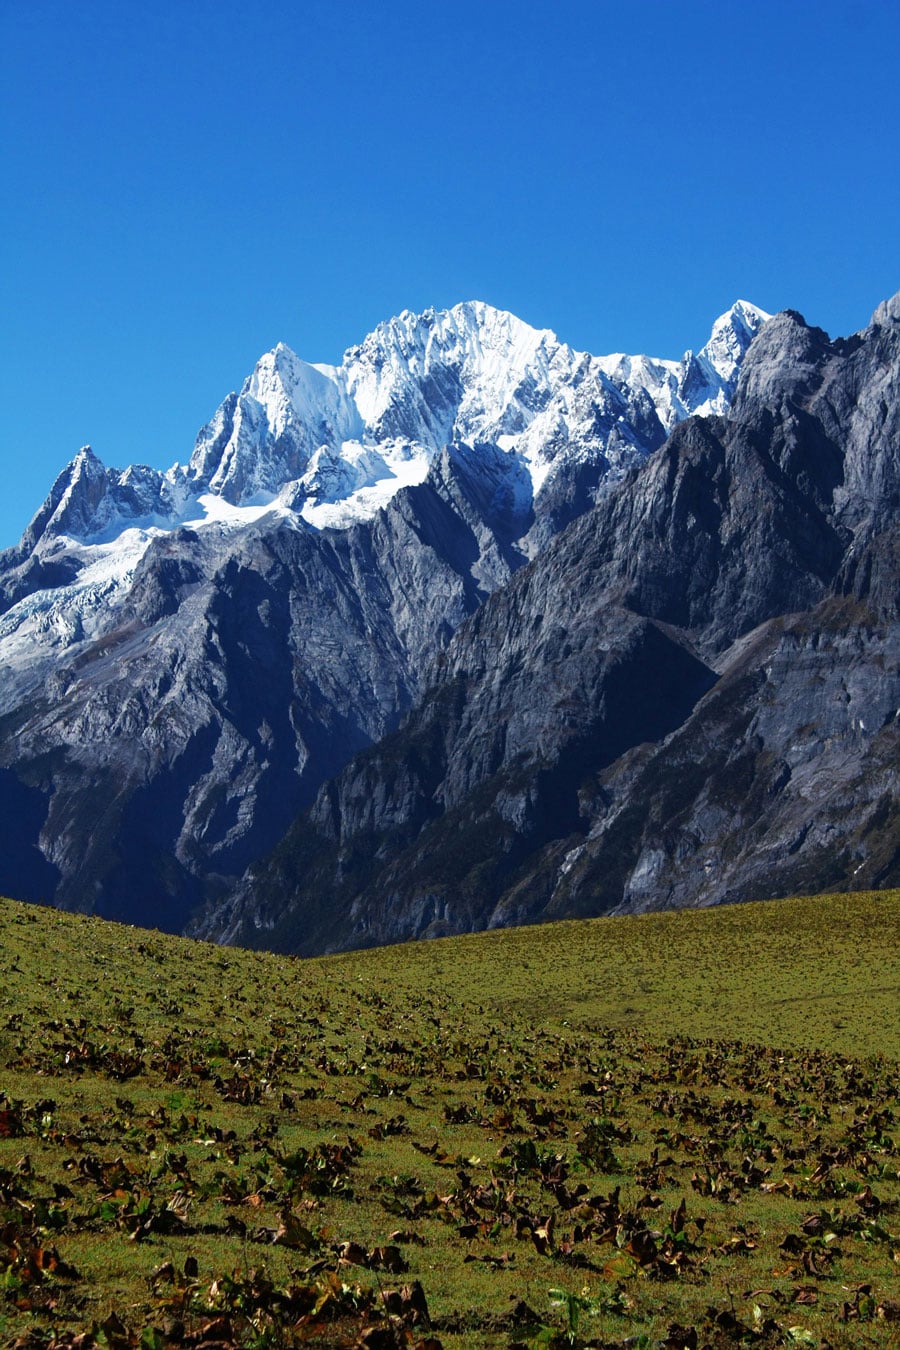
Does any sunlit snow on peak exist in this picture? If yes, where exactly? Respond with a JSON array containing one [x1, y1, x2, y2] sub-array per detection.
[[20, 296, 772, 559], [3, 295, 771, 701]]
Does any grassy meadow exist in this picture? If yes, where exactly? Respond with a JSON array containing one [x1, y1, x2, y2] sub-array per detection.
[[0, 890, 898, 1348]]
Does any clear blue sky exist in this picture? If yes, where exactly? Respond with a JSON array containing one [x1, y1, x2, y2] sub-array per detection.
[[2, 0, 898, 548]]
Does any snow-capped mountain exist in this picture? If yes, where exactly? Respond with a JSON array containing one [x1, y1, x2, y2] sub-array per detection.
[[0, 297, 769, 929], [2, 289, 896, 954], [0, 299, 767, 700], [185, 298, 769, 521], [16, 299, 769, 546]]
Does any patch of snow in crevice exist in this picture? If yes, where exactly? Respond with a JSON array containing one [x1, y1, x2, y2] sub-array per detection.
[[300, 448, 432, 529]]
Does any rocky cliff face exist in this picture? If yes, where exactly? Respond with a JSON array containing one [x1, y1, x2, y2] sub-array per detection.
[[207, 296, 900, 954], [0, 300, 764, 927]]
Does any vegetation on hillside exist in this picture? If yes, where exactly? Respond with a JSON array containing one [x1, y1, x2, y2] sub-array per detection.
[[1, 891, 899, 1348]]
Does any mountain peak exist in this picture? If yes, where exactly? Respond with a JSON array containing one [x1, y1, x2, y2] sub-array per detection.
[[350, 300, 560, 364], [871, 290, 900, 327], [702, 300, 771, 369], [20, 444, 114, 551], [21, 297, 771, 550], [676, 300, 771, 414], [73, 444, 102, 466], [720, 298, 771, 327]]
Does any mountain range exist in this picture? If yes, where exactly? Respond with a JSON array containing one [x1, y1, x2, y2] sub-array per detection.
[[2, 292, 897, 951]]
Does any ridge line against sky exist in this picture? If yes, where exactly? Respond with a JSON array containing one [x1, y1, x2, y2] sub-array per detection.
[[2, 0, 899, 549]]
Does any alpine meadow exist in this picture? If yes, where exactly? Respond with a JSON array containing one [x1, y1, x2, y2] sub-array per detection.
[[1, 891, 899, 1348]]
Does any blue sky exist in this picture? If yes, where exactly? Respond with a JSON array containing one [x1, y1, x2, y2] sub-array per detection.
[[2, 0, 898, 548]]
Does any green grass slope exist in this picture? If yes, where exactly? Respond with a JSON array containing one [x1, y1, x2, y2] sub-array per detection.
[[1, 890, 898, 1348]]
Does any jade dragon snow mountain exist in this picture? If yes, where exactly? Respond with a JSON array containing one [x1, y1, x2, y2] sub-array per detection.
[[2, 294, 898, 951]]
